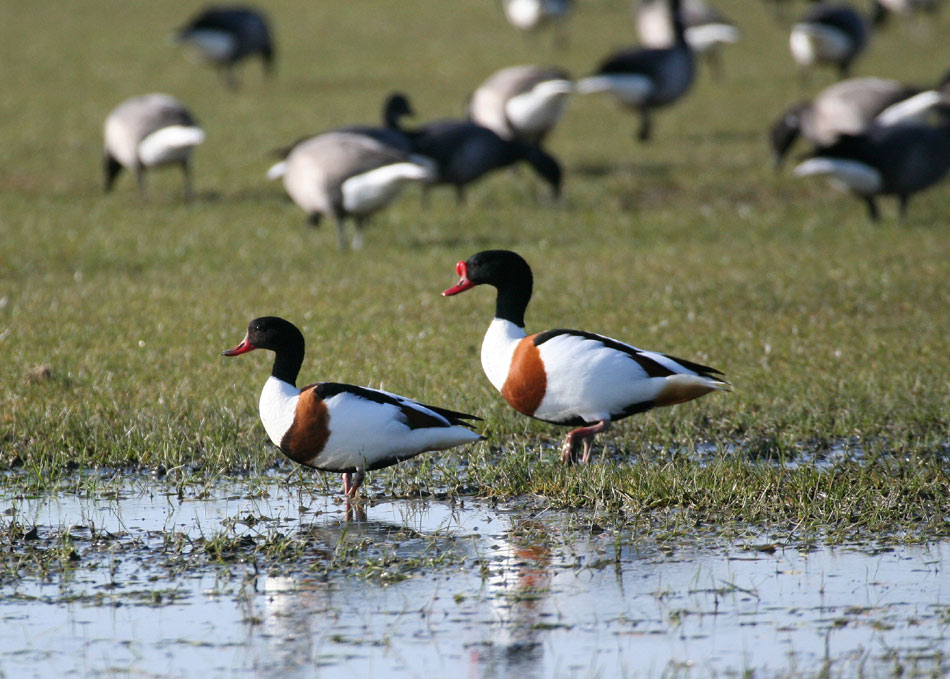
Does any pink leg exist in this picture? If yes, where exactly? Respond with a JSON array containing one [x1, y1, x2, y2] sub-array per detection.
[[341, 470, 366, 498], [560, 420, 611, 465]]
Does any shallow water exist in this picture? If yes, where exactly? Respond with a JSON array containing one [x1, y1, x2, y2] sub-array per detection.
[[1, 482, 947, 679]]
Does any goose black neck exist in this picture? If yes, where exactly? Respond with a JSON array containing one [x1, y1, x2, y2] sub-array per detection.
[[271, 338, 304, 386], [670, 0, 686, 45]]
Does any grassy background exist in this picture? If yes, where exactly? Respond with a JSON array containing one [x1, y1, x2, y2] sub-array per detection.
[[1, 1, 948, 500]]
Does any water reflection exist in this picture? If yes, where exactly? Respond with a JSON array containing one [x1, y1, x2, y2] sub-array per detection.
[[471, 520, 554, 679], [1, 485, 948, 679]]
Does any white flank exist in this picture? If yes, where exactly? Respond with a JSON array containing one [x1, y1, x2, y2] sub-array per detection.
[[875, 90, 942, 127], [266, 160, 287, 181], [536, 335, 727, 424], [137, 125, 205, 167], [259, 377, 301, 448], [576, 75, 654, 106], [183, 29, 237, 62], [532, 333, 657, 423], [789, 24, 852, 66], [686, 23, 740, 52], [794, 158, 882, 195], [505, 80, 573, 136], [307, 389, 480, 472], [258, 377, 478, 471], [480, 318, 528, 393], [340, 162, 433, 216]]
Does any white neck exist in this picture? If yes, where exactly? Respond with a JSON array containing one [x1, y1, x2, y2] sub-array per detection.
[[480, 318, 527, 392], [259, 376, 300, 447]]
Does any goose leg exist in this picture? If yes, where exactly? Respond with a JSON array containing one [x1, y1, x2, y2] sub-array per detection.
[[636, 112, 652, 142], [864, 196, 880, 222], [135, 165, 147, 198], [560, 419, 611, 465], [897, 194, 910, 220], [222, 66, 239, 91], [104, 154, 122, 192], [180, 159, 193, 202], [351, 217, 366, 250], [334, 215, 348, 251]]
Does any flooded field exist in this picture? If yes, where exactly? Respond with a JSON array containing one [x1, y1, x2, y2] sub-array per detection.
[[1, 480, 947, 679]]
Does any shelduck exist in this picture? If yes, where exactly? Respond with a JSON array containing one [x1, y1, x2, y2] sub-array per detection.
[[442, 250, 729, 463], [577, 0, 695, 141], [280, 131, 435, 250], [789, 4, 870, 78], [223, 316, 483, 497], [174, 5, 275, 89], [103, 93, 205, 200], [468, 66, 574, 146], [793, 120, 950, 220]]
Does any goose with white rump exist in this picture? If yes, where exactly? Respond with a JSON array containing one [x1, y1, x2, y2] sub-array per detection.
[[634, 0, 740, 78], [280, 131, 435, 250], [789, 3, 870, 79], [793, 119, 950, 220], [442, 250, 729, 464], [468, 66, 574, 146], [174, 5, 274, 89], [769, 76, 948, 168], [266, 92, 415, 181], [223, 316, 483, 498], [103, 93, 205, 200], [577, 0, 694, 141]]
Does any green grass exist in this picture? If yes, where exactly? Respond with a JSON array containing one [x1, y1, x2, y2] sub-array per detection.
[[1, 1, 949, 530]]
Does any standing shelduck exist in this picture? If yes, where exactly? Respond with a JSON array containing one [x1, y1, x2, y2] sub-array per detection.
[[442, 250, 729, 463], [223, 316, 483, 497]]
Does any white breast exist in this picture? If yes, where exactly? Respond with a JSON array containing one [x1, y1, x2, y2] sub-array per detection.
[[259, 376, 300, 447], [480, 318, 527, 393]]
